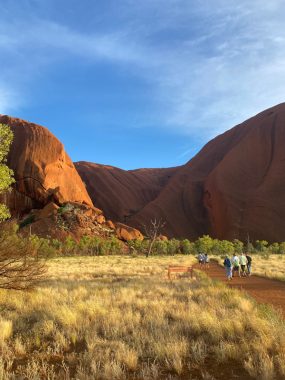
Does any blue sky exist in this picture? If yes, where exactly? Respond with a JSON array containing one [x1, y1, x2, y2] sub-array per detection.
[[1, 0, 285, 169]]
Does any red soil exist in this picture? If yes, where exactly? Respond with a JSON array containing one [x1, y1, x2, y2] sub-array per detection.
[[196, 261, 285, 316]]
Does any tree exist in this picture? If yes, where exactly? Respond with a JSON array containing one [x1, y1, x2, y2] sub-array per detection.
[[233, 239, 244, 254], [0, 123, 14, 221], [255, 240, 269, 252], [279, 242, 285, 255], [180, 239, 193, 255], [143, 219, 166, 257], [167, 239, 180, 255], [268, 242, 280, 254], [0, 224, 47, 290], [217, 240, 235, 256], [150, 240, 166, 255], [195, 235, 214, 254]]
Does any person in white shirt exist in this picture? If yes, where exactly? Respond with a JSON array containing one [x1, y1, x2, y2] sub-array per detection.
[[231, 254, 241, 277], [239, 253, 247, 277]]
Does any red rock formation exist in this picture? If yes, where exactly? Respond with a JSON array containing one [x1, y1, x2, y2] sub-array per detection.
[[0, 115, 144, 241], [74, 162, 178, 223], [115, 223, 144, 241], [3, 103, 285, 242], [76, 103, 285, 242], [128, 103, 285, 241], [0, 115, 93, 214]]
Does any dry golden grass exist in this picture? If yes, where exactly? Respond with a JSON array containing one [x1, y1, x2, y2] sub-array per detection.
[[252, 255, 285, 281], [0, 255, 284, 379]]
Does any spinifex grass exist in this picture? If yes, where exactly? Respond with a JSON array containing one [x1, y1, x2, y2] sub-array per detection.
[[0, 255, 284, 379]]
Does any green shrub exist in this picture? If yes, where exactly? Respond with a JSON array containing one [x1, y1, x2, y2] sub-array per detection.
[[180, 239, 193, 255]]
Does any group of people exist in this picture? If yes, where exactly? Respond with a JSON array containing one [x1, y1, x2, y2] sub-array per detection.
[[197, 253, 210, 268], [196, 252, 252, 280], [223, 253, 252, 280]]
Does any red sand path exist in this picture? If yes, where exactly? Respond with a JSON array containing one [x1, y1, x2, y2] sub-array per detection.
[[194, 261, 285, 316]]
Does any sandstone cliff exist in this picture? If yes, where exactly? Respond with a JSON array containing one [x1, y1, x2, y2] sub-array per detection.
[[0, 115, 93, 214], [74, 162, 178, 223], [76, 103, 285, 242]]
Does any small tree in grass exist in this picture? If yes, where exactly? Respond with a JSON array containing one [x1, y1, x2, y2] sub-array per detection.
[[167, 239, 180, 255], [255, 240, 269, 253], [279, 242, 285, 255], [143, 218, 166, 257], [268, 242, 280, 255], [195, 235, 214, 254], [233, 239, 244, 254], [0, 224, 47, 290], [180, 239, 192, 255]]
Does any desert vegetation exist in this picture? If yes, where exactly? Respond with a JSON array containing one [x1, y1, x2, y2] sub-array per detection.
[[0, 123, 14, 221], [0, 256, 284, 379], [24, 231, 285, 258], [252, 255, 285, 281]]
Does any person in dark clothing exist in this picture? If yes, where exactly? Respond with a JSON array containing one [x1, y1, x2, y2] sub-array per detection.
[[223, 256, 232, 280], [246, 254, 252, 276]]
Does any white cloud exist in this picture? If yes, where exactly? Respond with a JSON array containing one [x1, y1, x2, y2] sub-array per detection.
[[0, 85, 20, 115], [0, 0, 285, 141]]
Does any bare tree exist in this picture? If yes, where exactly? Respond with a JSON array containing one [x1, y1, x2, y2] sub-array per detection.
[[0, 224, 47, 290], [143, 218, 166, 257]]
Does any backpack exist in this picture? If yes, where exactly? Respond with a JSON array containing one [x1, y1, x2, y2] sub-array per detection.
[[224, 258, 231, 267]]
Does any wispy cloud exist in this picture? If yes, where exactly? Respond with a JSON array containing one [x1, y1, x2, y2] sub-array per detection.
[[0, 85, 20, 115], [0, 0, 285, 142]]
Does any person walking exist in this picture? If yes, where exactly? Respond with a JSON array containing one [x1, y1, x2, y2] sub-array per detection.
[[204, 253, 210, 269], [232, 254, 241, 277], [239, 253, 247, 277], [224, 256, 232, 280], [198, 253, 204, 267], [246, 254, 252, 276]]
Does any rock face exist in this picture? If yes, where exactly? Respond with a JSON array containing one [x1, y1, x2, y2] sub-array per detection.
[[115, 223, 144, 242], [0, 115, 144, 241], [76, 103, 285, 242], [74, 162, 178, 223], [3, 104, 285, 242], [23, 202, 113, 241], [0, 115, 93, 214]]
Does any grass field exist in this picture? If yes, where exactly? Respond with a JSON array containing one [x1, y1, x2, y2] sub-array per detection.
[[0, 255, 284, 379], [252, 255, 285, 281]]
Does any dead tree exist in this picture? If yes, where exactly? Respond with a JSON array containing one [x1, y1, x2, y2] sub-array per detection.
[[143, 218, 166, 257], [0, 225, 47, 290]]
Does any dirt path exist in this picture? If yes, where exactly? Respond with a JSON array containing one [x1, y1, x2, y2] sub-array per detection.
[[194, 261, 285, 316]]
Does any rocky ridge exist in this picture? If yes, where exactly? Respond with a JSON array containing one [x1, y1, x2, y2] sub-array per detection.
[[0, 115, 142, 241], [76, 103, 285, 242]]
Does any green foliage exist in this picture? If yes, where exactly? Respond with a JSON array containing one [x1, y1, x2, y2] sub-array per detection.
[[180, 239, 193, 254], [127, 239, 145, 254], [0, 204, 11, 221], [268, 242, 280, 254], [246, 241, 255, 254], [0, 124, 14, 221], [233, 239, 244, 254], [215, 240, 235, 255], [5, 217, 285, 259], [195, 235, 214, 254], [167, 239, 180, 255], [255, 240, 269, 252], [153, 240, 168, 255], [279, 242, 285, 255], [0, 124, 14, 162]]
